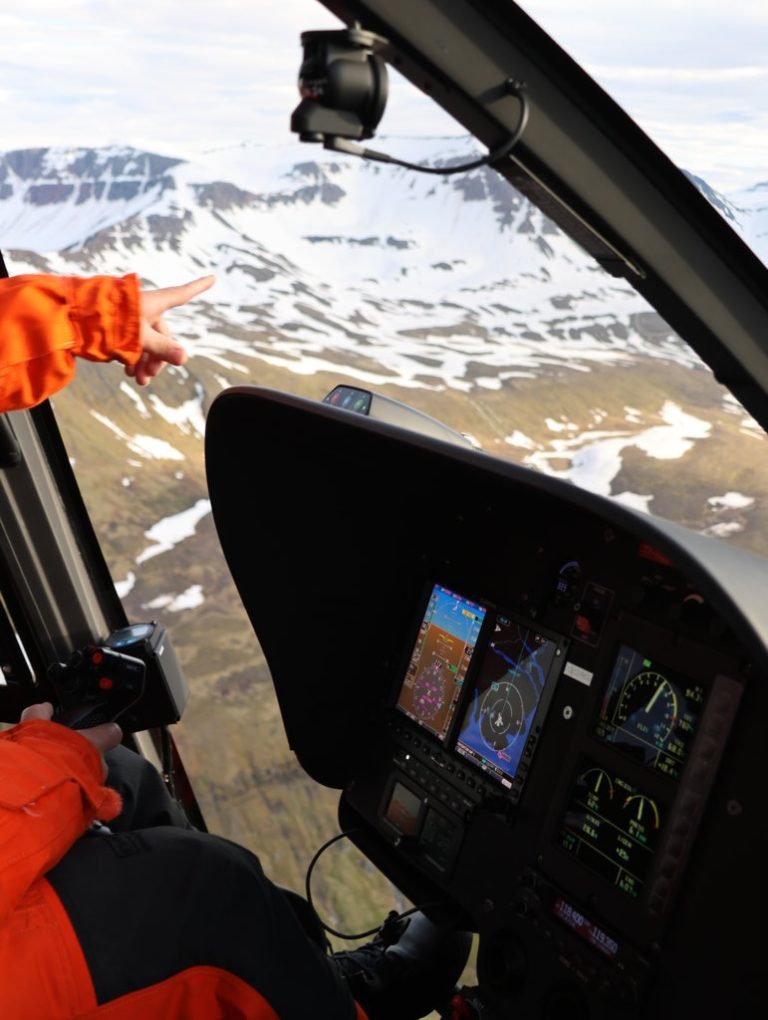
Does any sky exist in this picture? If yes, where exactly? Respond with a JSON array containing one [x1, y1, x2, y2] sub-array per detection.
[[0, 0, 765, 192]]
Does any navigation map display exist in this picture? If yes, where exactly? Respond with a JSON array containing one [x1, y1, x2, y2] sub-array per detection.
[[595, 645, 706, 781], [396, 584, 486, 741], [455, 615, 560, 786]]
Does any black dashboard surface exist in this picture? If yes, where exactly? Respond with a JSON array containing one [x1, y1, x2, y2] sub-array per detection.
[[206, 386, 766, 1019]]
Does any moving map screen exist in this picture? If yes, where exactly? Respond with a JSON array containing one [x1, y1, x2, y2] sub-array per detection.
[[455, 615, 559, 786], [396, 584, 486, 741]]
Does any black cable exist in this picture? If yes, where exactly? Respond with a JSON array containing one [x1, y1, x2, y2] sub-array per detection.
[[304, 829, 440, 941], [327, 80, 529, 176], [159, 726, 178, 799]]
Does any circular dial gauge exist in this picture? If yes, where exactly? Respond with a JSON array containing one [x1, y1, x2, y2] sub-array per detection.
[[615, 670, 678, 747]]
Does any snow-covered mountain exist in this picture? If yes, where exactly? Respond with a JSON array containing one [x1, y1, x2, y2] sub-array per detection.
[[727, 181, 768, 264], [2, 140, 766, 584], [0, 148, 184, 251], [684, 170, 768, 261], [3, 139, 766, 538], [7, 139, 762, 395]]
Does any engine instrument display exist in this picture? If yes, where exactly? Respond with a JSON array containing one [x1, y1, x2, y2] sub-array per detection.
[[595, 645, 706, 780], [455, 614, 560, 787], [557, 759, 665, 899], [396, 584, 486, 741]]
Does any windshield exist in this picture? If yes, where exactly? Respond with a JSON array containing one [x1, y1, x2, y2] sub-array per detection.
[[517, 0, 768, 268], [2, 0, 766, 949]]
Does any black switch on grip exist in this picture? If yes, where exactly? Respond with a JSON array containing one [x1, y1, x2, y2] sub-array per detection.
[[49, 645, 146, 729]]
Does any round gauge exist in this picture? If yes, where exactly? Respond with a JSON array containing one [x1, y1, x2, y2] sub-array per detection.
[[580, 766, 614, 799], [615, 670, 678, 748], [621, 793, 661, 830], [412, 660, 446, 722]]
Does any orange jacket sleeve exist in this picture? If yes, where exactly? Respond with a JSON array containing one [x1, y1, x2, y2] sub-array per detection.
[[0, 273, 141, 412], [0, 720, 122, 925]]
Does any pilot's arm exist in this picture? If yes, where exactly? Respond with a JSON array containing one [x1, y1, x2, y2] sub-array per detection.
[[0, 712, 122, 926], [0, 272, 214, 411]]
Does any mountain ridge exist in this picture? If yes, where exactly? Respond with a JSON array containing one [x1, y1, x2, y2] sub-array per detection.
[[2, 140, 724, 402]]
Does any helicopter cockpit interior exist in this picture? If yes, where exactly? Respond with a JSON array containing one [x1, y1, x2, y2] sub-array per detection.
[[0, 0, 765, 1017], [205, 380, 766, 1019]]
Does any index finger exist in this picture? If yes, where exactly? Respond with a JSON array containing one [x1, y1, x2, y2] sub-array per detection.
[[142, 275, 215, 319]]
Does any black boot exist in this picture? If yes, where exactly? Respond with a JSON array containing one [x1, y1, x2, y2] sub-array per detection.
[[331, 911, 472, 1020]]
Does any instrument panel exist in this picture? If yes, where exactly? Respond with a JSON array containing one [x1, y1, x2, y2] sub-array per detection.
[[341, 554, 745, 1016]]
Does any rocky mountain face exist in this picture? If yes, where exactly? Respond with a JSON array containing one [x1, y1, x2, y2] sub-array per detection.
[[2, 142, 767, 926], [3, 142, 764, 394]]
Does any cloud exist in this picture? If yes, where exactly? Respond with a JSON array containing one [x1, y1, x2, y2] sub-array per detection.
[[0, 0, 345, 154], [0, 0, 764, 190], [591, 65, 768, 83], [520, 0, 768, 66], [517, 1, 768, 189], [0, 0, 461, 161]]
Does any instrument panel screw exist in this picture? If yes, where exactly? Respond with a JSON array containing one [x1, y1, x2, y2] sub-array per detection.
[[726, 799, 742, 816]]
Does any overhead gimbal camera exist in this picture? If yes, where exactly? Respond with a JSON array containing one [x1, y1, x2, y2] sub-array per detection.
[[290, 27, 389, 146]]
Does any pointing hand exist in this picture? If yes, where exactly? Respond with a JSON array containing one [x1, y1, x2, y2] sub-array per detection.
[[126, 275, 215, 386]]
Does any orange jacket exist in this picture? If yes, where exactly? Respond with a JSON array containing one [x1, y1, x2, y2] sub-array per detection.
[[0, 274, 139, 1009], [0, 274, 368, 1018], [0, 720, 122, 927], [0, 721, 299, 1019], [0, 273, 137, 969], [0, 273, 141, 411], [0, 720, 123, 1018]]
